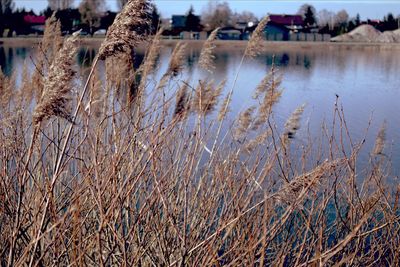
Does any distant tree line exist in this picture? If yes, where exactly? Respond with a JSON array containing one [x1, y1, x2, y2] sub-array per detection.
[[0, 0, 160, 36], [300, 3, 399, 36]]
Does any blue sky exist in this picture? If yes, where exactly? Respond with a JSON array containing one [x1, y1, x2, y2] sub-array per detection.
[[14, 0, 400, 20]]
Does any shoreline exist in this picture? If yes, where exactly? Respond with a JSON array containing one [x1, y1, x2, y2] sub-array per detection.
[[2, 37, 400, 50]]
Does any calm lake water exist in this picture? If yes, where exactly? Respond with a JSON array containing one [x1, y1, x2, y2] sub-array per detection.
[[1, 42, 400, 177]]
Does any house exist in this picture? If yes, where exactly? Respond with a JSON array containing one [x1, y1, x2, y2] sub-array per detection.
[[23, 15, 46, 34], [264, 22, 291, 41], [171, 15, 187, 30], [268, 14, 304, 33], [244, 14, 305, 41]]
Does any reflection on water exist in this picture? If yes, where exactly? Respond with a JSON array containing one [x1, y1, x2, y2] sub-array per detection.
[[1, 43, 400, 176], [0, 44, 314, 77]]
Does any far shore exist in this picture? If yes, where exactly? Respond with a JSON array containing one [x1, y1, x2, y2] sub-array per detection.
[[2, 37, 400, 51]]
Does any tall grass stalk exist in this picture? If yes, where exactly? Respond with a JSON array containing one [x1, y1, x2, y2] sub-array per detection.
[[0, 2, 399, 266]]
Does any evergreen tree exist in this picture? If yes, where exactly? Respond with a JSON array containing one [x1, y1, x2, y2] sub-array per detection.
[[385, 13, 397, 31], [304, 6, 316, 27], [355, 13, 361, 26], [185, 5, 201, 32]]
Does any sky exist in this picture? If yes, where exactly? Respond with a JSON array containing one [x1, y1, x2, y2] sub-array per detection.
[[13, 0, 400, 20]]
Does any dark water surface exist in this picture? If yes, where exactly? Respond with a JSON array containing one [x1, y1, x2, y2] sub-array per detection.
[[1, 42, 400, 177]]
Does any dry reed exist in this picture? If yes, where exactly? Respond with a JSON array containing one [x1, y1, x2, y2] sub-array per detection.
[[166, 42, 187, 77], [98, 0, 152, 60], [373, 121, 386, 155], [245, 16, 269, 59], [198, 28, 219, 73], [33, 32, 80, 126], [283, 103, 306, 143], [0, 1, 398, 266]]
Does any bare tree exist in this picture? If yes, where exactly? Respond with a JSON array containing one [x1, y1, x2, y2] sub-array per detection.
[[231, 11, 258, 25], [335, 9, 349, 26], [0, 0, 14, 36], [0, 0, 14, 14], [318, 9, 335, 30], [201, 0, 233, 30], [48, 0, 74, 10], [117, 0, 129, 10], [79, 0, 105, 34]]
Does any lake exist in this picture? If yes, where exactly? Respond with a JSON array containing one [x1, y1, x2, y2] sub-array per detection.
[[1, 41, 400, 177]]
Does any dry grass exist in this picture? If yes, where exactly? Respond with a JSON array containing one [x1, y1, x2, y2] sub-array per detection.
[[1, 1, 399, 266]]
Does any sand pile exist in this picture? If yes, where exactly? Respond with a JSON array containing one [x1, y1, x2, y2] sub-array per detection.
[[377, 31, 400, 43], [332, 24, 400, 43], [331, 25, 381, 42]]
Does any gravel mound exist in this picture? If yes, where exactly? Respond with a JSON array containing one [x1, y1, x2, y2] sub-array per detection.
[[332, 24, 400, 43], [331, 25, 381, 42], [377, 31, 400, 43]]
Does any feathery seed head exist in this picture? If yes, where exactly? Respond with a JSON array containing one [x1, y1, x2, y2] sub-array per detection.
[[276, 159, 344, 204], [198, 27, 219, 73], [174, 81, 190, 119], [254, 65, 283, 127], [373, 121, 386, 155], [138, 27, 163, 92], [234, 106, 256, 140], [42, 13, 63, 61], [33, 33, 80, 126], [98, 0, 152, 60], [193, 79, 225, 116], [282, 104, 306, 146], [245, 16, 269, 59], [217, 92, 231, 122], [166, 42, 187, 77]]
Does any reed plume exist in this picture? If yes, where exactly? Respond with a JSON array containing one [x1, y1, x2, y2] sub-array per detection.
[[192, 79, 224, 115], [86, 66, 104, 117], [165, 42, 187, 77], [234, 106, 256, 140], [41, 13, 63, 62], [373, 121, 386, 155], [282, 104, 306, 146], [254, 65, 283, 127], [31, 53, 45, 99], [33, 33, 80, 126], [98, 0, 152, 60], [138, 27, 163, 93], [245, 16, 269, 59], [217, 93, 231, 121], [174, 81, 190, 119], [275, 159, 344, 203], [140, 27, 163, 78], [253, 65, 282, 100], [0, 67, 4, 97], [244, 130, 270, 153], [198, 28, 219, 73], [0, 71, 15, 107], [15, 62, 32, 107]]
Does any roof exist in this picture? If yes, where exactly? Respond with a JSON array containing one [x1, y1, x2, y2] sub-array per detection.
[[24, 15, 46, 24], [268, 14, 304, 26]]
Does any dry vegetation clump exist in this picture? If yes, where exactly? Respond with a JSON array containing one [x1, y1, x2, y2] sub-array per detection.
[[1, 0, 399, 266], [198, 27, 219, 73], [33, 32, 80, 126]]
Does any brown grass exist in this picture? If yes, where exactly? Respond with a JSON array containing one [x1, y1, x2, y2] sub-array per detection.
[[0, 1, 399, 266]]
